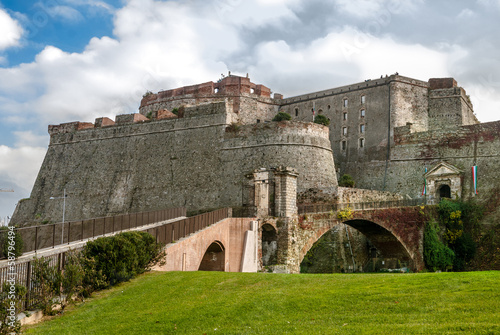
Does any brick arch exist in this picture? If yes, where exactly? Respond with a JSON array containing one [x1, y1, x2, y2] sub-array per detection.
[[198, 240, 226, 271], [298, 218, 415, 270]]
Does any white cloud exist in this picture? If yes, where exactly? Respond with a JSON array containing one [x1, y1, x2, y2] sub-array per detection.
[[0, 145, 46, 192], [0, 8, 23, 50], [34, 2, 85, 22]]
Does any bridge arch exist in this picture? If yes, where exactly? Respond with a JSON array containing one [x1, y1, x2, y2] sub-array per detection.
[[299, 218, 414, 272], [198, 240, 225, 271]]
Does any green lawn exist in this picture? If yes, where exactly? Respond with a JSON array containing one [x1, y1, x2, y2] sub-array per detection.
[[24, 271, 500, 335]]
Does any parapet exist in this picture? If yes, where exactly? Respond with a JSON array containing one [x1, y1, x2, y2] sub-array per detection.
[[139, 74, 280, 109], [48, 121, 94, 136], [429, 78, 457, 90]]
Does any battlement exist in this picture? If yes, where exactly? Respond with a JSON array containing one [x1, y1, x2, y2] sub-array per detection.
[[140, 74, 281, 110]]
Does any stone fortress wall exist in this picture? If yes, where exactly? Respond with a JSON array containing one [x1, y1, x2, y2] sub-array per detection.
[[11, 73, 500, 226], [11, 77, 337, 225]]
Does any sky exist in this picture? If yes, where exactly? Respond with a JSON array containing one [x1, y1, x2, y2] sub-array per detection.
[[0, 0, 500, 222]]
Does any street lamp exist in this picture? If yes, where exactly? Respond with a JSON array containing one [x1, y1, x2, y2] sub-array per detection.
[[50, 188, 67, 244]]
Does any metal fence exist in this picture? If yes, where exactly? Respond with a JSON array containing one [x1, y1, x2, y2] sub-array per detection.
[[1, 207, 186, 257], [298, 198, 427, 214], [0, 207, 231, 312]]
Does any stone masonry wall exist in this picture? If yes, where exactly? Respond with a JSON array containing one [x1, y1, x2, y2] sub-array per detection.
[[12, 109, 336, 226]]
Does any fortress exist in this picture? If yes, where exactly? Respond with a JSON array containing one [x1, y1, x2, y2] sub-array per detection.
[[11, 73, 500, 229]]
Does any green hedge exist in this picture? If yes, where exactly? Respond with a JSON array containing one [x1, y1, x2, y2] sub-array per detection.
[[82, 231, 163, 287]]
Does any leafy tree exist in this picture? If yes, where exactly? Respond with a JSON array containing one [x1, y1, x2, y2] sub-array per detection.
[[314, 114, 330, 126], [272, 112, 292, 121], [1, 228, 23, 258], [0, 283, 26, 335]]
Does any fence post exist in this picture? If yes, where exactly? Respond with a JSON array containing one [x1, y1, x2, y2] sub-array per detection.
[[67, 222, 71, 244], [92, 219, 95, 239], [25, 261, 31, 310], [52, 224, 55, 248], [34, 226, 38, 252]]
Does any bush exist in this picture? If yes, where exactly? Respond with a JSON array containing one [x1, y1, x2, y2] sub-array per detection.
[[0, 283, 26, 335], [81, 231, 164, 288], [314, 114, 330, 126], [423, 221, 454, 272], [338, 174, 355, 188], [61, 251, 84, 309], [32, 257, 62, 315], [1, 228, 23, 258], [272, 112, 292, 121]]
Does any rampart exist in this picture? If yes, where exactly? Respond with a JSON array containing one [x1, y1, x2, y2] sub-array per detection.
[[11, 104, 336, 225]]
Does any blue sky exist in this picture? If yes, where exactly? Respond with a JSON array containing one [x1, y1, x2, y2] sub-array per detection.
[[1, 0, 500, 222]]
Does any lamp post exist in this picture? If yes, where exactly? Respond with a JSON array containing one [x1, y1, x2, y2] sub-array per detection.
[[50, 188, 67, 244]]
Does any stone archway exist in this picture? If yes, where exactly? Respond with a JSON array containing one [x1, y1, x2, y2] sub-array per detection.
[[298, 218, 414, 273], [438, 184, 451, 200], [198, 241, 225, 271]]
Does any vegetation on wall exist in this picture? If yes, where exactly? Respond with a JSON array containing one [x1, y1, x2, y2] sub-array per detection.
[[338, 174, 355, 188], [313, 114, 330, 126], [272, 112, 292, 121], [423, 220, 454, 272]]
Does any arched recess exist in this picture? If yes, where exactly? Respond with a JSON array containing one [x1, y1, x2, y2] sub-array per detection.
[[198, 241, 225, 272], [299, 219, 413, 272], [262, 224, 278, 266], [438, 184, 451, 201]]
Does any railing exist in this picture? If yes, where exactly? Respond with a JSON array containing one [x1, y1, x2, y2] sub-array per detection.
[[298, 198, 427, 214], [0, 207, 231, 312], [1, 207, 186, 257]]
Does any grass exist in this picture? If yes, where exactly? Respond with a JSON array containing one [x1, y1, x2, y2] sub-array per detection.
[[24, 271, 500, 334]]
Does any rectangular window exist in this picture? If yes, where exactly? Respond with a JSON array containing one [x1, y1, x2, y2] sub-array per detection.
[[359, 138, 365, 148], [360, 124, 365, 133], [343, 99, 348, 108], [342, 140, 347, 150], [360, 109, 365, 118], [342, 127, 347, 136], [343, 112, 347, 120], [361, 95, 366, 104], [295, 108, 298, 117]]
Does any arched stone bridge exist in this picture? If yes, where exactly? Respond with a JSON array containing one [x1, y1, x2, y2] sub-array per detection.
[[261, 206, 427, 273]]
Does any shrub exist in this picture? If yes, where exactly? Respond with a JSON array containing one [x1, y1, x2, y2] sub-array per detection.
[[81, 231, 164, 288], [1, 228, 23, 258], [0, 283, 26, 335], [272, 112, 292, 121], [423, 221, 454, 272], [314, 114, 330, 126], [32, 257, 61, 315], [338, 174, 355, 188], [61, 251, 84, 309]]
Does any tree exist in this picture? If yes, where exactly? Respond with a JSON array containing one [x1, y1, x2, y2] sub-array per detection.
[[272, 112, 292, 121], [314, 114, 330, 126]]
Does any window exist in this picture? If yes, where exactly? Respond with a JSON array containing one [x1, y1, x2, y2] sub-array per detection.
[[342, 127, 347, 136], [359, 138, 365, 148], [343, 99, 348, 108], [342, 141, 347, 150], [214, 88, 219, 93], [360, 124, 365, 133], [343, 112, 348, 121], [257, 119, 261, 123], [361, 95, 366, 104], [295, 108, 299, 117], [327, 104, 331, 110], [250, 88, 255, 94], [360, 109, 365, 118], [318, 109, 323, 115]]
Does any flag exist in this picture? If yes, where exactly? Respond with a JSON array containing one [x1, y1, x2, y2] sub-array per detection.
[[422, 167, 427, 196], [472, 165, 478, 195]]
